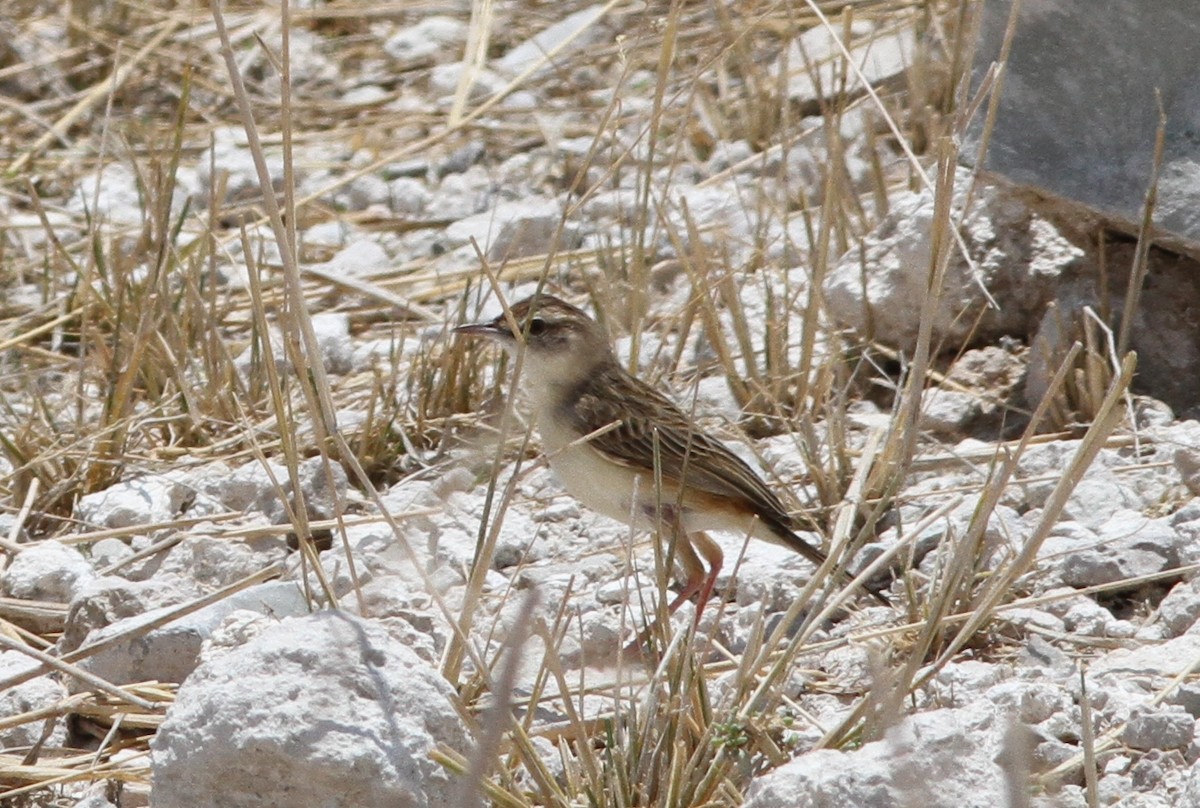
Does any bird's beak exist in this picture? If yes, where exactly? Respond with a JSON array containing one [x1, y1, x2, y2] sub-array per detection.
[[454, 320, 511, 341]]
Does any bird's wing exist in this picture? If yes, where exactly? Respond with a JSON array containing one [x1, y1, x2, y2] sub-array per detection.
[[561, 365, 834, 570], [562, 365, 795, 525]]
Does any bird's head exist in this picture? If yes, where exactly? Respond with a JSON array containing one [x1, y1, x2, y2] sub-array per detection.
[[455, 294, 613, 399]]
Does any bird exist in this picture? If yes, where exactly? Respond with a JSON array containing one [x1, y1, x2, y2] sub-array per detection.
[[455, 293, 883, 623]]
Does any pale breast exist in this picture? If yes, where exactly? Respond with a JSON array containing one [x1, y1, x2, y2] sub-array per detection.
[[537, 412, 647, 525]]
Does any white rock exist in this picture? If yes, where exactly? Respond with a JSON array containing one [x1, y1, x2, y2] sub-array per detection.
[[776, 20, 916, 103], [930, 660, 1009, 703], [1, 541, 96, 602], [150, 612, 470, 808], [1158, 578, 1200, 637], [341, 173, 391, 210], [426, 165, 491, 219], [197, 126, 285, 206], [384, 16, 468, 62], [493, 5, 608, 79], [918, 388, 981, 435], [1176, 429, 1200, 497], [215, 456, 348, 524], [69, 790, 118, 808], [89, 537, 135, 570], [825, 177, 1078, 353], [70, 162, 190, 226], [388, 176, 432, 216], [1062, 598, 1128, 638], [1059, 472, 1142, 530], [156, 534, 288, 589], [730, 542, 821, 612], [985, 680, 1074, 725], [75, 474, 196, 529], [745, 702, 1006, 807], [74, 581, 309, 688], [441, 197, 564, 262], [311, 311, 354, 374], [429, 62, 505, 101], [63, 574, 201, 652], [0, 652, 69, 750], [313, 239, 390, 279], [1090, 634, 1200, 679]]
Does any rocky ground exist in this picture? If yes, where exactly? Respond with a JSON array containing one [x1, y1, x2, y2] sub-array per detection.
[[0, 1, 1199, 806]]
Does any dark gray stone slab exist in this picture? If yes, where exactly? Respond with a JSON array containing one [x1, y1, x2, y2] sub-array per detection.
[[963, 1, 1200, 252]]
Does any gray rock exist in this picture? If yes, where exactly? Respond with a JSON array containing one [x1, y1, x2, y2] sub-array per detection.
[[1031, 737, 1079, 773], [1060, 473, 1143, 532], [354, 576, 447, 664], [1108, 789, 1171, 808], [150, 612, 470, 808], [1174, 422, 1200, 497], [917, 389, 980, 436], [1060, 510, 1180, 588], [1168, 682, 1200, 719], [1097, 774, 1134, 805], [986, 680, 1074, 725], [1131, 752, 1174, 792], [825, 177, 1079, 352], [1183, 756, 1200, 804], [340, 173, 391, 211], [425, 166, 492, 220], [1001, 607, 1065, 635], [1061, 598, 1135, 639], [963, 0, 1200, 253], [1158, 578, 1200, 637], [729, 542, 822, 613], [926, 657, 1012, 701], [1025, 262, 1200, 419], [1122, 705, 1195, 751], [387, 177, 431, 216], [1019, 633, 1073, 675], [1032, 786, 1088, 808], [1175, 504, 1200, 568], [89, 537, 135, 569]]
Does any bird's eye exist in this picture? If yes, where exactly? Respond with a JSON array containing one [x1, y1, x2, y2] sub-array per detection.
[[527, 317, 547, 336]]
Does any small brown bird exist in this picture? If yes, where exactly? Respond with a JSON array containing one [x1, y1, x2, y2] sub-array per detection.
[[456, 293, 872, 620]]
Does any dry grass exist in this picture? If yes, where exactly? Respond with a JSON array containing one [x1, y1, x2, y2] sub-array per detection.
[[0, 0, 1153, 804]]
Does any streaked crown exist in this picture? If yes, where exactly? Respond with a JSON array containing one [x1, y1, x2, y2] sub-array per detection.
[[456, 294, 608, 356]]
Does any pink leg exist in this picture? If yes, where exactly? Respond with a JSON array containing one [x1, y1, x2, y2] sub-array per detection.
[[689, 532, 723, 625], [666, 531, 724, 626]]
